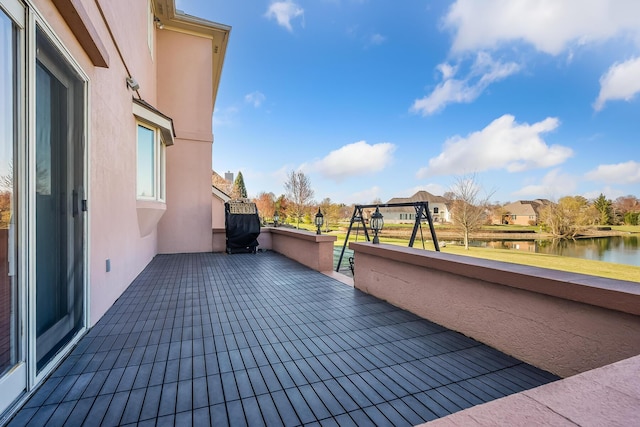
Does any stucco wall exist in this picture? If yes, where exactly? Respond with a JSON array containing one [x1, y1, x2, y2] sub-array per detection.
[[156, 28, 214, 253], [212, 196, 226, 229], [351, 242, 640, 378], [31, 0, 222, 323], [31, 0, 163, 324], [270, 228, 336, 272]]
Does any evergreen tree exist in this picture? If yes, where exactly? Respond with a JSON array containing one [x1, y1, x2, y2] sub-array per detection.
[[593, 193, 612, 225], [234, 171, 247, 198]]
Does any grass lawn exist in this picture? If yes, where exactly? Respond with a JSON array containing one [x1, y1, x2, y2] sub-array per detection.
[[438, 244, 640, 283]]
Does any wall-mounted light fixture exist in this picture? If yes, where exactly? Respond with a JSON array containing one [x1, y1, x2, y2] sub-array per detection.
[[315, 208, 324, 235], [370, 206, 384, 244], [154, 16, 164, 30], [126, 77, 140, 91]]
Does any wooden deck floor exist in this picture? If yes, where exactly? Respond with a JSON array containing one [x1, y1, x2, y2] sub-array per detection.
[[7, 252, 558, 426]]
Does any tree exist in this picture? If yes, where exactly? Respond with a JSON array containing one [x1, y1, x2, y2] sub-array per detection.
[[284, 170, 314, 229], [319, 198, 343, 232], [233, 171, 247, 199], [539, 196, 598, 238], [275, 194, 290, 223], [449, 174, 494, 250], [253, 192, 275, 224], [592, 193, 612, 225], [613, 195, 640, 225]]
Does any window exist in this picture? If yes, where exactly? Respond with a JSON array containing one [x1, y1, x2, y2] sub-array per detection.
[[132, 99, 174, 203], [433, 207, 439, 214], [136, 123, 165, 201]]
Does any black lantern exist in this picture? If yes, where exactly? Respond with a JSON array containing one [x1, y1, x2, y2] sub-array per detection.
[[314, 208, 324, 235], [273, 211, 279, 227], [370, 206, 384, 244]]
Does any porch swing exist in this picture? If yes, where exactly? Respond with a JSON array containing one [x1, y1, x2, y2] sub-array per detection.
[[336, 202, 441, 273]]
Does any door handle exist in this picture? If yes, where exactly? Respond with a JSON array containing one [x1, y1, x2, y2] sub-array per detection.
[[72, 190, 79, 217]]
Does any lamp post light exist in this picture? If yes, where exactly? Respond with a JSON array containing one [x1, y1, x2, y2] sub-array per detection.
[[273, 211, 279, 227], [370, 206, 384, 244], [314, 208, 324, 235]]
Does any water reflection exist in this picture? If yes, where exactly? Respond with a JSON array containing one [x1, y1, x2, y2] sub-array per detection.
[[469, 236, 639, 267]]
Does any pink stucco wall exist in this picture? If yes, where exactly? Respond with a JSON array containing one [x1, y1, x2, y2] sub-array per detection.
[[156, 30, 215, 253], [212, 196, 226, 229], [30, 1, 224, 324], [212, 227, 336, 272], [270, 228, 336, 272], [351, 242, 640, 378], [32, 0, 161, 324]]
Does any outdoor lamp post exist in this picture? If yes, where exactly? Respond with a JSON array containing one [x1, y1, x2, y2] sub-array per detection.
[[273, 211, 279, 227], [315, 208, 324, 235], [370, 206, 384, 244]]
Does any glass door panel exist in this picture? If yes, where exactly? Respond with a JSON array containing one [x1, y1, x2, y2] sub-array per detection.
[[0, 2, 24, 415], [35, 28, 85, 372]]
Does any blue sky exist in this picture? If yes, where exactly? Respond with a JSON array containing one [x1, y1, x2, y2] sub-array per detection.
[[177, 0, 640, 205]]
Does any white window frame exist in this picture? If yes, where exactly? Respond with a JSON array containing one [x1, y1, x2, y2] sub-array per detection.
[[136, 121, 166, 202], [132, 100, 173, 203]]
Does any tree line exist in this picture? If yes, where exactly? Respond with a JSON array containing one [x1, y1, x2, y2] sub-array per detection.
[[538, 194, 640, 238], [218, 170, 639, 242]]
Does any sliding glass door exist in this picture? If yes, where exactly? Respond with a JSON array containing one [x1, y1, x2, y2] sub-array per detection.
[[34, 28, 85, 373], [0, 0, 24, 414], [0, 1, 87, 417]]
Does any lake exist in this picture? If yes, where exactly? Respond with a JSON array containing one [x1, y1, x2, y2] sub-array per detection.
[[467, 235, 640, 267]]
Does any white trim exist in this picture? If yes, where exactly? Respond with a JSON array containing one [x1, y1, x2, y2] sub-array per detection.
[[212, 186, 231, 202], [0, 0, 24, 27], [132, 101, 175, 146], [0, 1, 28, 418], [136, 121, 166, 202], [27, 2, 90, 386]]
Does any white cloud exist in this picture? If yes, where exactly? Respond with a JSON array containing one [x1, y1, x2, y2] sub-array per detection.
[[583, 186, 625, 201], [245, 91, 266, 108], [585, 161, 640, 184], [304, 141, 396, 181], [368, 33, 386, 46], [212, 106, 239, 128], [444, 0, 640, 55], [512, 169, 577, 199], [416, 114, 572, 177], [265, 1, 304, 32], [350, 186, 382, 205], [593, 57, 640, 111], [410, 52, 520, 115]]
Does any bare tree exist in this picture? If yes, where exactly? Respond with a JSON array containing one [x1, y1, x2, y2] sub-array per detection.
[[449, 174, 494, 250], [284, 170, 314, 229]]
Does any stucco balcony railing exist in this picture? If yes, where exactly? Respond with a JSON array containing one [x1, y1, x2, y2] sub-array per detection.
[[213, 227, 338, 273], [349, 241, 640, 425]]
